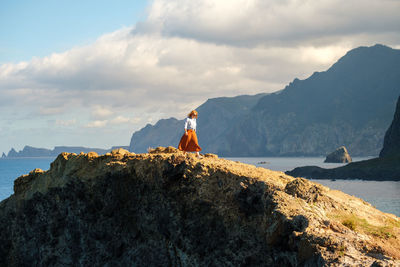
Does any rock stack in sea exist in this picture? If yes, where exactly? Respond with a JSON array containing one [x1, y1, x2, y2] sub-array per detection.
[[0, 147, 398, 266], [324, 146, 352, 163]]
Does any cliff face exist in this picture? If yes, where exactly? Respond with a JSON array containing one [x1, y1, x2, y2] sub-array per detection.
[[227, 44, 399, 156], [0, 148, 399, 266], [380, 96, 400, 157], [130, 44, 400, 157]]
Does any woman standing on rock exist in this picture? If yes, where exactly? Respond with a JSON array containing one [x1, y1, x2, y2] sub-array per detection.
[[178, 110, 202, 158]]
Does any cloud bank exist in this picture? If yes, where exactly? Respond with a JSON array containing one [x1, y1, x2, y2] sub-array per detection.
[[1, 0, 399, 152]]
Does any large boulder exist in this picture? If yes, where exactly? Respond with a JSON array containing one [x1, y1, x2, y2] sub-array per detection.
[[324, 146, 352, 163]]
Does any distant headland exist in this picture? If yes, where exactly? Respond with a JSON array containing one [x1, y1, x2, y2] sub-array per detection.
[[2, 145, 130, 158]]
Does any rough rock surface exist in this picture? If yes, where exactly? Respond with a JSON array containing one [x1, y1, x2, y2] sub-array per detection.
[[324, 146, 352, 163], [0, 147, 399, 266]]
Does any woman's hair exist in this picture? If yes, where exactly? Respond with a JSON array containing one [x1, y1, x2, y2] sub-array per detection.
[[188, 110, 198, 118]]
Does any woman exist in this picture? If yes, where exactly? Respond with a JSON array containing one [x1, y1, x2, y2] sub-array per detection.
[[178, 110, 202, 157]]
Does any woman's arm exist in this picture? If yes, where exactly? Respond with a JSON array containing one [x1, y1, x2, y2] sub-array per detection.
[[184, 118, 188, 135]]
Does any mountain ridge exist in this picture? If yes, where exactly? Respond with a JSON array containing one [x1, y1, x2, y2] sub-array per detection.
[[129, 93, 268, 153], [129, 44, 400, 156]]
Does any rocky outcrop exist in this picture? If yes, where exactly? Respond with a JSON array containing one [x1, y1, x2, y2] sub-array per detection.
[[0, 147, 399, 266], [287, 96, 400, 181], [380, 96, 400, 158], [324, 146, 352, 163], [7, 148, 18, 157]]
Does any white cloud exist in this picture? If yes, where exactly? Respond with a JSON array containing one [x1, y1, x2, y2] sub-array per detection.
[[92, 106, 114, 119], [84, 115, 140, 129], [0, 0, 399, 153], [86, 120, 108, 128], [137, 0, 400, 46], [110, 116, 139, 125]]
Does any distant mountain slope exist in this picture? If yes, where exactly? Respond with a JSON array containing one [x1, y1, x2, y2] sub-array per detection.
[[130, 44, 400, 156], [129, 93, 267, 153], [129, 118, 182, 153], [227, 44, 400, 156]]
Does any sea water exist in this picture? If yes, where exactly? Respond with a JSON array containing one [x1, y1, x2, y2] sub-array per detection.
[[0, 157, 399, 217], [0, 157, 55, 201]]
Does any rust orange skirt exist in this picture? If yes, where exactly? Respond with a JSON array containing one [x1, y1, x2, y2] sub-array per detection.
[[178, 129, 202, 152]]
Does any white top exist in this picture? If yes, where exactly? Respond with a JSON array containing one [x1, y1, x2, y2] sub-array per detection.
[[184, 117, 197, 131]]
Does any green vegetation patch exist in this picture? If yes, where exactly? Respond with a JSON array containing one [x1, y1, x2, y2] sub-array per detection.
[[342, 218, 356, 230], [329, 213, 399, 239]]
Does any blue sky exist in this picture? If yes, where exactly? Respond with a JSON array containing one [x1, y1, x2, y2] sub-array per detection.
[[0, 0, 399, 154], [0, 0, 147, 63]]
